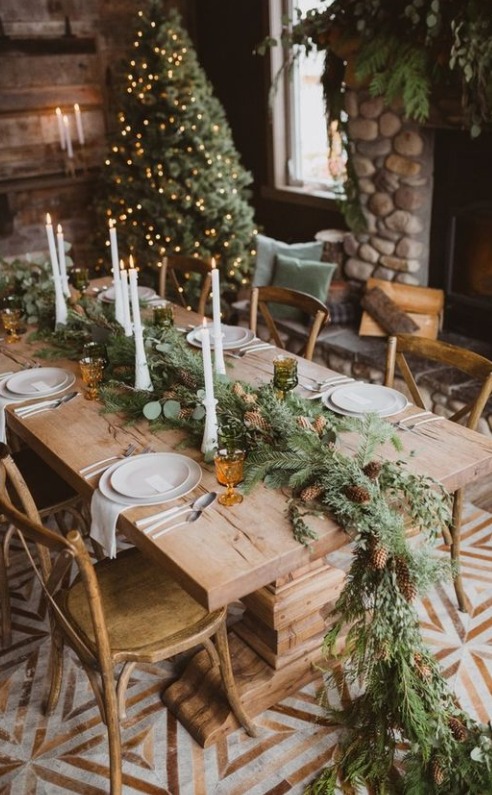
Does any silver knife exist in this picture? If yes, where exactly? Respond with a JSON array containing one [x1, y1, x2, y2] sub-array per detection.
[[14, 391, 80, 417]]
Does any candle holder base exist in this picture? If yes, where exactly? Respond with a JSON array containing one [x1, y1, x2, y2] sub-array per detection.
[[201, 398, 218, 455]]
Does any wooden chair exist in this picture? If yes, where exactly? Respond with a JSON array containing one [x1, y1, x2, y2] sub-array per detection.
[[385, 334, 492, 612], [0, 444, 89, 647], [359, 277, 445, 340], [249, 285, 330, 361], [158, 255, 213, 317], [0, 449, 257, 795]]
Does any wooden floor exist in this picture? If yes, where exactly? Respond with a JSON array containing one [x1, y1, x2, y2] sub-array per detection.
[[1, 501, 492, 793]]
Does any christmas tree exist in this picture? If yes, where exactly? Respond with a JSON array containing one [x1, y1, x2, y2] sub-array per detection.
[[94, 2, 257, 304]]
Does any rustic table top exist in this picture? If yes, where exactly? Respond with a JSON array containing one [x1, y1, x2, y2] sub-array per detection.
[[3, 301, 492, 611]]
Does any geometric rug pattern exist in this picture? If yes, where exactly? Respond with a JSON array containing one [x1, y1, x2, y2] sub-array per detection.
[[1, 503, 491, 794]]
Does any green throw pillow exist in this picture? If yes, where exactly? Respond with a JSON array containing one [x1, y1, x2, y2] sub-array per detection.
[[270, 254, 337, 320], [253, 234, 324, 287]]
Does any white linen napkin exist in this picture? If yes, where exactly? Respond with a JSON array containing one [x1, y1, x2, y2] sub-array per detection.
[[0, 395, 26, 443], [90, 490, 135, 559]]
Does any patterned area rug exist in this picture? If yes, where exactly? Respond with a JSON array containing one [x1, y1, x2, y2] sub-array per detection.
[[1, 503, 492, 794]]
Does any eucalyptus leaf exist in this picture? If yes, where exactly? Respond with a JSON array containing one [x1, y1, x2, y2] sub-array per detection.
[[191, 404, 206, 420], [163, 399, 181, 418], [155, 342, 172, 353], [142, 401, 162, 420]]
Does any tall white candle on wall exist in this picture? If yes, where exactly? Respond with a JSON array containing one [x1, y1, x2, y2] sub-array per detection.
[[108, 220, 124, 326], [63, 115, 73, 158], [210, 257, 226, 374], [74, 103, 85, 145], [45, 214, 67, 326], [55, 107, 65, 149], [119, 261, 133, 336], [56, 223, 71, 297]]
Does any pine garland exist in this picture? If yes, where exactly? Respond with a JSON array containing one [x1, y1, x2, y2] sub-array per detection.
[[36, 307, 492, 792]]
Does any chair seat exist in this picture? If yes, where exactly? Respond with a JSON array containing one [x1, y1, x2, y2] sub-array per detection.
[[65, 548, 225, 658]]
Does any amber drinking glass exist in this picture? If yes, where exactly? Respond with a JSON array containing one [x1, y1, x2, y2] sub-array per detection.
[[0, 308, 22, 343], [70, 267, 90, 292], [214, 449, 245, 506], [273, 355, 298, 399], [79, 356, 105, 400], [82, 341, 108, 367], [153, 302, 174, 328]]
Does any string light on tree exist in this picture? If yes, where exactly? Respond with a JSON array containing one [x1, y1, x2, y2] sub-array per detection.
[[93, 2, 255, 306]]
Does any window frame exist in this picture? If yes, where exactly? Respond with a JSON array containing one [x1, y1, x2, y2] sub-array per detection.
[[265, 0, 340, 208]]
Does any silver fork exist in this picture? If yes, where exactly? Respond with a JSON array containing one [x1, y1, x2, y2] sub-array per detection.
[[394, 414, 444, 432], [226, 342, 274, 359], [80, 443, 138, 478]]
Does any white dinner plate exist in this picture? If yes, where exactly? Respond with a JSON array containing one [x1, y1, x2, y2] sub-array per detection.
[[1, 368, 74, 398], [187, 325, 255, 350], [322, 383, 408, 418], [110, 455, 190, 499], [99, 453, 202, 506], [99, 285, 156, 303]]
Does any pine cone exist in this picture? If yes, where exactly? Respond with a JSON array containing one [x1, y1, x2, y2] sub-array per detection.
[[243, 392, 257, 405], [297, 416, 314, 431], [363, 461, 382, 480], [162, 389, 178, 400], [232, 382, 246, 397], [178, 407, 193, 420], [370, 542, 388, 570], [413, 653, 431, 679], [244, 410, 269, 431], [313, 415, 327, 434], [430, 757, 445, 786], [300, 484, 324, 503], [448, 716, 468, 742], [394, 556, 417, 602], [177, 369, 198, 390], [343, 484, 371, 504]]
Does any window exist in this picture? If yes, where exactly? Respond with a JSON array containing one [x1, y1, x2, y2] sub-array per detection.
[[268, 0, 345, 199]]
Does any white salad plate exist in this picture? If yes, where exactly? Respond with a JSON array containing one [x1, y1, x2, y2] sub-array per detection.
[[186, 325, 255, 350], [110, 455, 190, 499], [0, 368, 75, 400], [99, 453, 202, 506], [99, 285, 156, 303], [322, 383, 408, 418]]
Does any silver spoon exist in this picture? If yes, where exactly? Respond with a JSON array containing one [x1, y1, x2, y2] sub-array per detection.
[[150, 509, 203, 540], [139, 491, 217, 533]]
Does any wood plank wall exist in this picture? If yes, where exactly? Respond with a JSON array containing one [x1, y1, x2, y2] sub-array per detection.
[[0, 0, 188, 267]]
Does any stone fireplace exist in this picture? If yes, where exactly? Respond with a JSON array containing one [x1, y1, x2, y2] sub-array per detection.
[[340, 89, 492, 344]]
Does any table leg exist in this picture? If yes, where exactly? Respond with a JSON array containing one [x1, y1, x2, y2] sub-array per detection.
[[162, 560, 346, 746]]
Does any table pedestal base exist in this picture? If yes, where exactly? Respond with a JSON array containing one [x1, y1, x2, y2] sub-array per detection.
[[162, 561, 346, 746]]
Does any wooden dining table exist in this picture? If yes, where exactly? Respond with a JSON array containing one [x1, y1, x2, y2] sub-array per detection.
[[3, 300, 492, 747]]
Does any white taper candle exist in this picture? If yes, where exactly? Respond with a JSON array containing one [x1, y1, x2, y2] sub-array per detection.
[[56, 223, 71, 297]]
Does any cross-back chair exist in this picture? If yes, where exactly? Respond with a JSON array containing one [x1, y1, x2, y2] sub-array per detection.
[[249, 285, 330, 361], [0, 443, 89, 647], [385, 334, 492, 612], [0, 449, 257, 795], [158, 255, 213, 317]]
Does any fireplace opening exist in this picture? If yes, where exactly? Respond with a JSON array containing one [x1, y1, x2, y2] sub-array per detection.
[[429, 129, 492, 343], [442, 202, 492, 340]]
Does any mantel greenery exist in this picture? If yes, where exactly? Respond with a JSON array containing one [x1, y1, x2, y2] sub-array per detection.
[[269, 0, 492, 137], [34, 301, 492, 792]]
